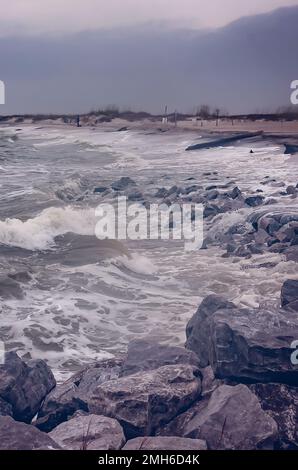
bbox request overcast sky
[2,0,298,35]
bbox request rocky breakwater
[0,279,297,450]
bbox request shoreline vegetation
[0,109,298,139]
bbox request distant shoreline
[1,115,298,146]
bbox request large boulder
[0,416,60,450]
[0,352,56,423]
[186,295,235,369]
[89,364,202,439]
[245,195,265,207]
[250,383,298,449]
[123,436,207,450]
[158,397,210,438]
[120,339,200,377]
[182,384,278,450]
[186,295,298,384]
[0,397,12,416]
[281,279,298,312]
[37,357,122,432]
[49,412,125,450]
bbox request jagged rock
[89,364,202,439]
[203,204,221,218]
[182,384,278,450]
[286,185,297,195]
[275,222,298,243]
[245,195,265,207]
[186,295,298,384]
[167,185,181,197]
[185,185,200,195]
[228,186,242,199]
[123,436,207,450]
[258,217,281,236]
[281,279,298,312]
[49,412,125,450]
[155,188,167,198]
[0,416,60,450]
[158,397,210,438]
[0,397,12,416]
[205,190,219,201]
[250,383,298,449]
[111,177,136,191]
[94,186,108,193]
[0,352,56,423]
[201,366,224,396]
[37,357,122,432]
[120,339,200,377]
[186,295,235,368]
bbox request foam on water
[0,206,97,250]
[0,124,297,377]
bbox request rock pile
[0,278,297,450]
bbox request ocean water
[0,125,297,380]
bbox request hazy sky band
[2,0,298,35]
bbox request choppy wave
[0,206,97,250]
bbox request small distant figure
[76,115,81,128]
[250,149,254,154]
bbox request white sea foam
[0,206,97,250]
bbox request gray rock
[37,357,122,432]
[286,185,297,195]
[0,396,12,416]
[203,204,222,218]
[281,279,298,312]
[94,186,108,194]
[158,397,210,438]
[245,195,265,207]
[185,185,200,195]
[275,222,298,243]
[0,352,56,423]
[186,295,298,384]
[186,295,235,368]
[182,384,278,450]
[201,366,224,397]
[111,177,136,191]
[228,186,242,199]
[206,190,219,201]
[167,185,181,197]
[120,339,200,377]
[49,412,125,450]
[123,436,207,450]
[155,188,167,198]
[89,364,202,439]
[250,383,298,449]
[0,416,60,450]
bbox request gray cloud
[0,6,297,115]
[1,0,298,34]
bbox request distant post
[216,109,220,127]
[162,105,168,125]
